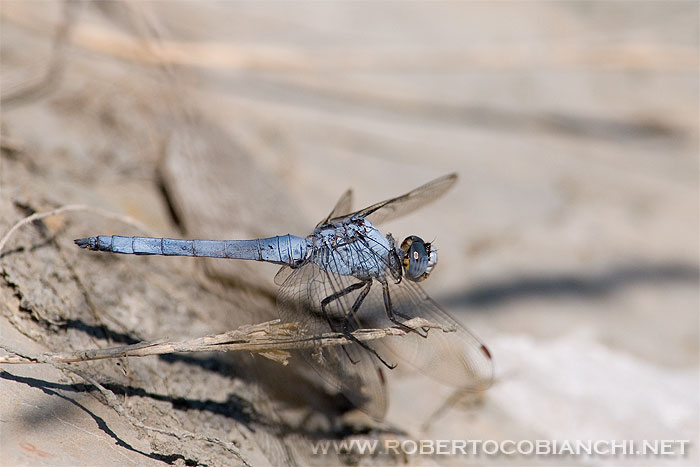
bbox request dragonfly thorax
[310,218,393,279]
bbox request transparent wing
[274,265,294,286]
[316,188,353,228]
[321,227,492,391]
[283,174,456,286]
[276,232,491,420]
[329,173,458,226]
[275,187,354,287]
[309,246,494,392]
[276,258,388,420]
[370,279,493,391]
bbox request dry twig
[0,318,450,365]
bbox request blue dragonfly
[76,173,493,419]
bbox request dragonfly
[75,173,493,419]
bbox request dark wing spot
[481,344,492,359]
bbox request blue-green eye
[401,236,437,282]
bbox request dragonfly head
[400,236,437,282]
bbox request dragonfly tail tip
[74,237,95,250]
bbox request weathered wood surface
[1,2,698,466]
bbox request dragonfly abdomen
[74,234,308,266]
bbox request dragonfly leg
[379,277,429,338]
[341,281,397,369]
[320,280,396,369]
[320,280,367,364]
[320,281,366,330]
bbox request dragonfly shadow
[59,319,141,345]
[59,319,243,377]
[55,319,369,434]
[2,367,265,430]
[104,381,257,428]
[2,364,377,448]
[443,262,699,308]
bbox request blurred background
[1,1,697,465]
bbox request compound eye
[425,247,438,277]
[401,236,430,281]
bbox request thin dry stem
[0,318,449,365]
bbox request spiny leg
[379,277,428,338]
[357,235,428,338]
[320,280,395,368]
[320,281,366,363]
[340,281,396,369]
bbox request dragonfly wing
[333,173,458,226]
[276,260,387,420]
[316,188,353,227]
[369,278,493,391]
[274,265,294,286]
[279,188,354,285]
